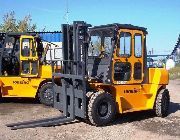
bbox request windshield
[88,29,113,58]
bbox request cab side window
[21,39,31,57]
[134,62,142,80]
[114,62,131,81]
[119,32,131,57]
[134,34,142,57]
[134,34,143,80]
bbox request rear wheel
[0,94,2,103]
[88,91,116,126]
[38,82,53,106]
[154,89,170,117]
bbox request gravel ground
[0,80,180,140]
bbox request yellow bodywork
[0,65,52,98]
[90,67,168,114]
[0,35,58,98]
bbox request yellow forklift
[0,32,60,106]
[7,21,170,129]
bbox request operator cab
[87,24,147,84]
[1,35,20,76]
[0,33,44,77]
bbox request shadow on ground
[110,101,180,137]
[169,102,180,114]
[0,97,39,104]
[0,98,41,115]
[107,101,180,127]
[112,110,155,126]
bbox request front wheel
[38,82,54,106]
[154,89,170,117]
[88,91,116,126]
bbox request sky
[0,0,180,55]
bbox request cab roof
[90,23,148,34]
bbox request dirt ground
[0,80,180,140]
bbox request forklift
[7,21,170,129]
[0,32,60,106]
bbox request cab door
[20,35,39,77]
[112,29,144,84]
[112,29,146,111]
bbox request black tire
[154,89,170,117]
[0,95,2,103]
[38,82,54,106]
[88,91,116,126]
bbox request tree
[0,11,17,32]
[177,52,180,66]
[0,11,36,32]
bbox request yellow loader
[0,32,60,106]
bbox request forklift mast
[53,21,91,119]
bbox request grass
[169,65,180,80]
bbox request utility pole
[66,0,69,24]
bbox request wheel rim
[97,101,110,118]
[43,89,53,103]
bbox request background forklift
[0,32,60,106]
[7,21,170,129]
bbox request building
[38,31,63,61]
